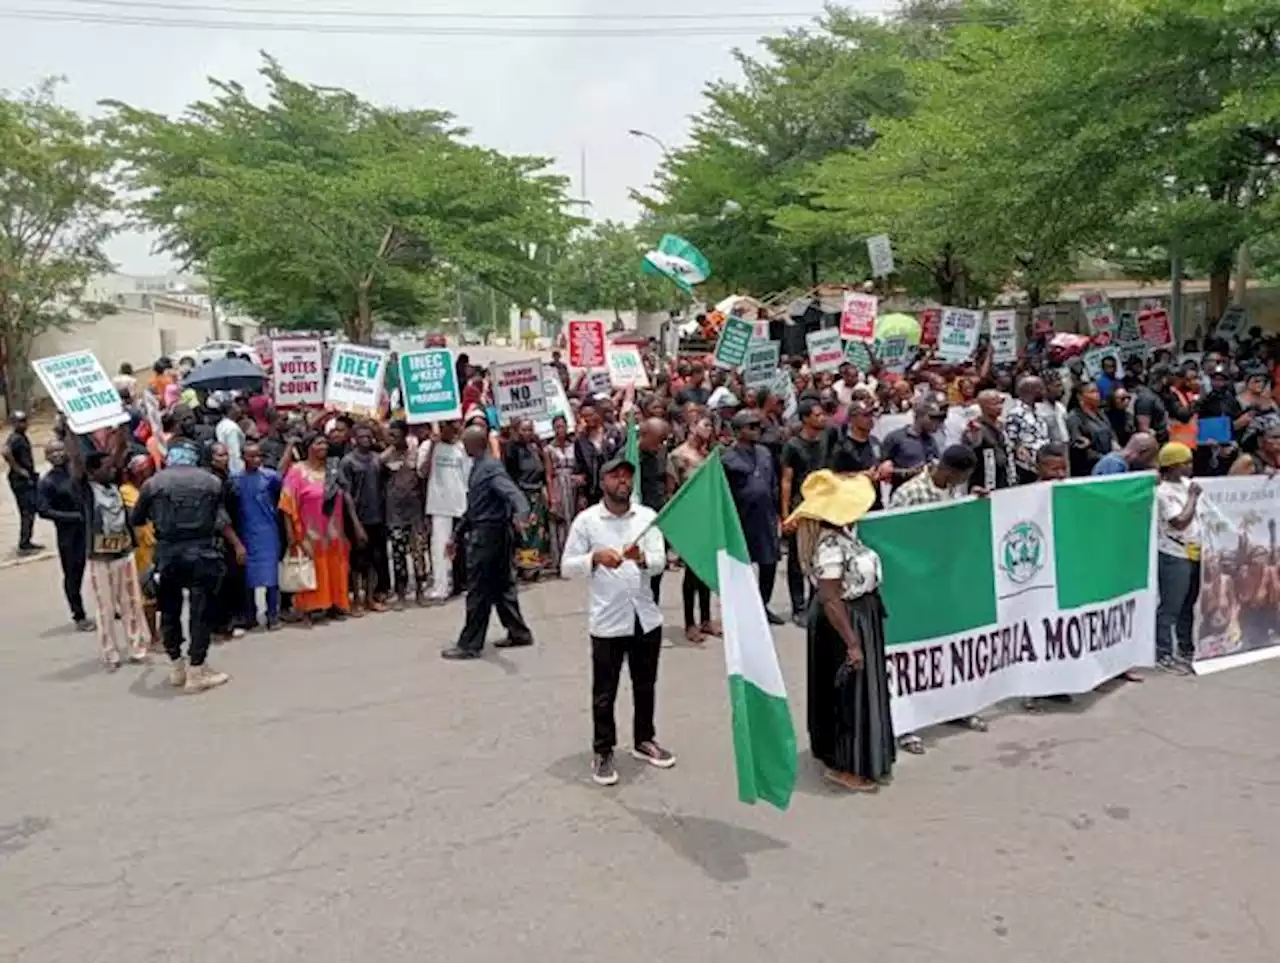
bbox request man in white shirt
[561,456,675,786]
[215,399,246,474]
[418,420,471,603]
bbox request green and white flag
[859,475,1157,734]
[654,449,796,810]
[642,234,711,294]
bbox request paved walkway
[2,560,1278,962]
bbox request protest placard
[1032,304,1057,337]
[919,308,942,346]
[1082,345,1122,379]
[771,369,798,420]
[31,350,128,434]
[713,315,755,369]
[567,319,607,368]
[493,359,548,424]
[866,235,895,277]
[743,340,781,389]
[584,369,613,395]
[936,307,982,362]
[1137,305,1173,349]
[606,346,650,388]
[1080,291,1117,342]
[1213,305,1247,343]
[325,344,389,415]
[806,328,844,373]
[1116,311,1140,344]
[839,292,878,342]
[534,371,575,440]
[398,348,460,424]
[877,334,910,372]
[1119,340,1150,365]
[987,309,1018,364]
[270,339,324,408]
[843,339,872,373]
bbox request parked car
[177,340,262,367]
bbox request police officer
[129,449,245,693]
[441,425,535,660]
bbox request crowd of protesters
[3,318,1278,796]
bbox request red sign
[840,293,878,342]
[1138,307,1173,350]
[918,308,941,346]
[567,319,606,368]
[1033,305,1056,337]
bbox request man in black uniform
[635,417,671,603]
[130,453,243,693]
[442,426,535,660]
[722,410,784,625]
[5,411,43,554]
[36,439,93,632]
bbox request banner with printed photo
[1213,305,1248,343]
[859,475,1157,734]
[1082,345,1122,380]
[839,292,878,342]
[567,319,607,368]
[1192,476,1280,675]
[936,307,982,363]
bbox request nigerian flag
[642,234,711,294]
[653,448,796,810]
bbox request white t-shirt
[1157,478,1201,559]
[420,439,471,518]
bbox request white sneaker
[183,663,229,694]
[168,657,188,688]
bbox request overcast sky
[0,0,895,273]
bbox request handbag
[279,550,317,594]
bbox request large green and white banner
[859,475,1157,734]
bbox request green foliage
[0,79,117,409]
[105,55,579,343]
[552,221,672,319]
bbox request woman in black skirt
[788,465,894,792]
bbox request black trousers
[455,524,532,653]
[758,561,778,610]
[785,532,808,616]
[592,619,662,754]
[650,571,662,606]
[55,524,87,622]
[210,546,246,633]
[157,546,224,667]
[682,567,711,627]
[11,481,36,548]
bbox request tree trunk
[348,285,374,345]
[1208,250,1233,323]
[2,329,31,415]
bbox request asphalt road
[3,559,1279,962]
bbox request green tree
[106,56,578,343]
[0,80,117,411]
[552,221,672,320]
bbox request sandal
[700,620,722,638]
[823,769,879,793]
[955,715,988,732]
[684,626,705,646]
[898,734,925,755]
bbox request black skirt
[807,590,895,780]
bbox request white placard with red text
[271,339,325,408]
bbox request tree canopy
[551,221,673,320]
[106,56,579,342]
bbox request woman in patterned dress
[545,415,578,570]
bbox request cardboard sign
[584,369,613,395]
[713,315,755,369]
[398,348,460,424]
[1082,346,1122,380]
[987,309,1018,364]
[843,339,872,373]
[919,308,942,346]
[1137,306,1173,349]
[839,292,878,342]
[31,350,128,435]
[743,340,781,389]
[1119,340,1150,365]
[606,346,650,388]
[1080,291,1117,342]
[534,371,576,440]
[493,359,548,424]
[567,319,607,368]
[1032,304,1056,337]
[270,339,324,408]
[936,307,982,363]
[325,344,389,415]
[867,234,895,277]
[877,334,910,372]
[806,328,844,373]
[1116,311,1141,344]
[1213,305,1247,342]
[771,369,798,420]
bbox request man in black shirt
[636,417,671,603]
[443,426,535,660]
[883,400,943,492]
[338,423,389,613]
[1134,364,1172,444]
[36,439,93,631]
[825,399,891,508]
[722,410,784,625]
[780,399,827,624]
[962,390,1014,491]
[131,455,242,693]
[258,409,292,470]
[5,412,42,554]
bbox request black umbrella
[181,356,267,392]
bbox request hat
[731,409,761,429]
[600,455,635,476]
[784,470,876,528]
[1157,442,1193,468]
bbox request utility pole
[1170,250,1184,348]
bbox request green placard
[713,315,755,369]
[399,349,461,424]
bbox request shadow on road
[621,804,788,883]
[127,667,182,701]
[40,659,104,683]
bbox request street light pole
[628,128,673,158]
